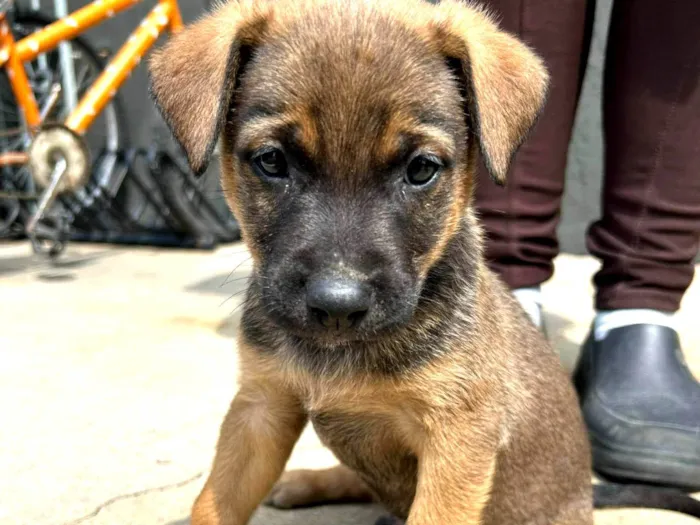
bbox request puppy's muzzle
[306,277,372,332]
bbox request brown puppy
[149,1,700,524]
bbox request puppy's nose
[306,278,371,331]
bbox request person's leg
[472,0,591,326]
[587,3,700,313]
[577,0,700,489]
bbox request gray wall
[21,0,614,254]
[50,0,213,148]
[561,0,612,254]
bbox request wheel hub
[28,125,90,193]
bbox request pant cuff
[487,261,553,291]
[595,287,682,313]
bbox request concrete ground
[1,241,698,525]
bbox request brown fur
[265,465,373,508]
[149,1,592,524]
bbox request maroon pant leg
[587,1,700,312]
[473,0,590,289]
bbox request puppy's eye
[253,149,288,178]
[405,156,441,187]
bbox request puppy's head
[150,0,547,344]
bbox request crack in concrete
[60,471,205,525]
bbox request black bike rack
[62,147,241,251]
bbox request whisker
[220,256,253,288]
[221,275,252,286]
[219,288,250,308]
[229,300,249,317]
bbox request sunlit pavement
[1,241,698,525]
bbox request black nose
[306,278,371,331]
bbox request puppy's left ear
[427,1,549,185]
[149,1,272,175]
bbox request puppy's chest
[308,408,418,516]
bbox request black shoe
[573,324,700,490]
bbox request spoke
[75,64,94,93]
[24,59,37,78]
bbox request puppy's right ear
[149,1,272,174]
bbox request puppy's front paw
[265,469,325,509]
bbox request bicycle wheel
[0,11,128,236]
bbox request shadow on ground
[0,247,110,278]
[168,503,384,525]
[544,310,586,373]
[185,270,251,339]
[185,270,251,297]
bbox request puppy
[149,1,700,523]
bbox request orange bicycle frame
[0,0,183,135]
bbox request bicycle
[0,0,235,255]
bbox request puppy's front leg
[407,412,500,525]
[192,380,307,525]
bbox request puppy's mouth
[294,328,380,346]
[264,306,407,345]
[257,281,420,345]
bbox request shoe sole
[590,435,700,492]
